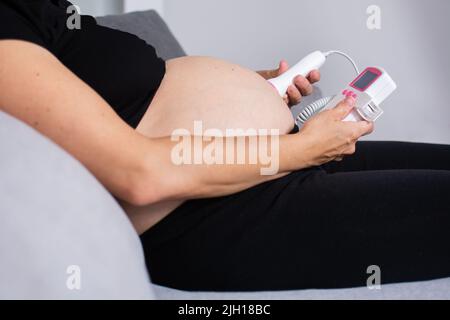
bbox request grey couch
[0,10,449,300]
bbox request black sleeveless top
[0,0,166,128]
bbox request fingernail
[345,96,356,107]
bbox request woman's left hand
[258,60,321,107]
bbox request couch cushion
[96,10,186,60]
[0,111,153,299]
[154,277,450,300]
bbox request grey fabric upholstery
[0,112,153,299]
[96,10,186,60]
[154,278,450,300]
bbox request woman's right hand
[298,96,374,166]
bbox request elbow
[120,163,176,207]
[128,173,197,207]
[117,147,196,206]
[123,186,156,207]
[123,177,163,207]
[124,170,211,205]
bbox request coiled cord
[295,50,360,126]
[296,96,335,125]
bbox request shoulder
[0,0,79,51]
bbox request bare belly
[122,56,295,234]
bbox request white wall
[164,0,450,144]
[70,0,163,16]
[70,0,123,16]
[124,0,164,16]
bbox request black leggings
[140,141,450,291]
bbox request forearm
[132,133,314,205]
[0,40,318,208]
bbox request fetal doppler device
[267,51,397,124]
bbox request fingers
[277,64,320,106]
[307,70,321,84]
[277,60,289,76]
[360,121,375,137]
[354,120,374,137]
[293,75,313,97]
[286,85,302,105]
[285,75,314,106]
[336,122,371,160]
[260,60,289,80]
[329,98,375,139]
[331,97,356,120]
[339,122,374,151]
[331,97,375,137]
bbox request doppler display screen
[353,70,379,90]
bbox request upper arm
[0,40,153,203]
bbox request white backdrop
[124,0,164,16]
[70,0,123,16]
[69,0,163,16]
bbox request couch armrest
[0,111,153,299]
[96,10,186,60]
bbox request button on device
[358,101,384,122]
[367,101,377,113]
[345,90,357,99]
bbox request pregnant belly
[136,56,295,137]
[126,56,295,234]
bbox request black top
[0,0,166,128]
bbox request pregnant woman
[1,0,449,291]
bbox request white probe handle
[267,51,327,96]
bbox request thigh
[324,141,450,173]
[141,168,450,291]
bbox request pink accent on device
[350,67,382,92]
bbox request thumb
[278,60,289,76]
[331,97,356,120]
